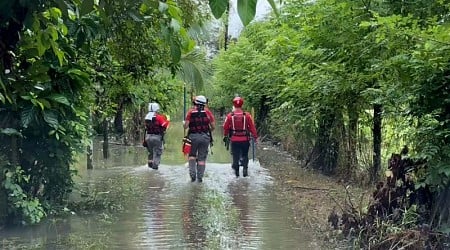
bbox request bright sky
[227,0,273,38]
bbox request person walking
[144,102,170,170]
[223,96,257,177]
[183,95,215,182]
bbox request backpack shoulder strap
[231,111,247,132]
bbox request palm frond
[178,49,212,91]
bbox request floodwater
[0,122,319,250]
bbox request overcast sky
[227,0,273,37]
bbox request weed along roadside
[256,141,450,249]
[256,142,366,248]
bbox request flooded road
[0,123,319,249]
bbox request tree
[0,0,212,225]
[209,0,279,26]
[211,0,450,234]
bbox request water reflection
[0,126,322,249]
[229,180,254,237]
[132,171,170,249]
[181,185,206,248]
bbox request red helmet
[232,97,244,108]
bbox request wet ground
[0,123,341,250]
[257,144,367,249]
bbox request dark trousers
[231,141,250,170]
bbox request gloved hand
[223,136,230,150]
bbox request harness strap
[231,112,248,135]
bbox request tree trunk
[87,114,94,169]
[102,118,109,159]
[114,99,124,135]
[0,111,20,225]
[371,104,382,183]
[132,110,141,142]
[0,154,7,225]
[87,143,93,169]
[431,184,450,229]
[224,2,230,51]
[311,110,339,174]
[347,106,358,175]
[256,95,270,135]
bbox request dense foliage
[210,0,450,245]
[1,0,447,247]
[0,0,210,225]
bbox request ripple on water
[0,157,319,249]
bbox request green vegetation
[0,0,210,225]
[1,0,449,247]
[210,0,450,247]
[69,173,147,214]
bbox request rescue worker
[144,102,170,170]
[223,96,258,177]
[183,95,215,182]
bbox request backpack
[145,114,164,135]
[230,112,249,137]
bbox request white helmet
[148,102,160,112]
[194,95,207,106]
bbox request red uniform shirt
[223,108,257,142]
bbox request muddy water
[0,123,320,249]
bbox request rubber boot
[148,154,153,168]
[233,166,239,177]
[243,167,248,177]
[197,164,205,183]
[189,159,196,182]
